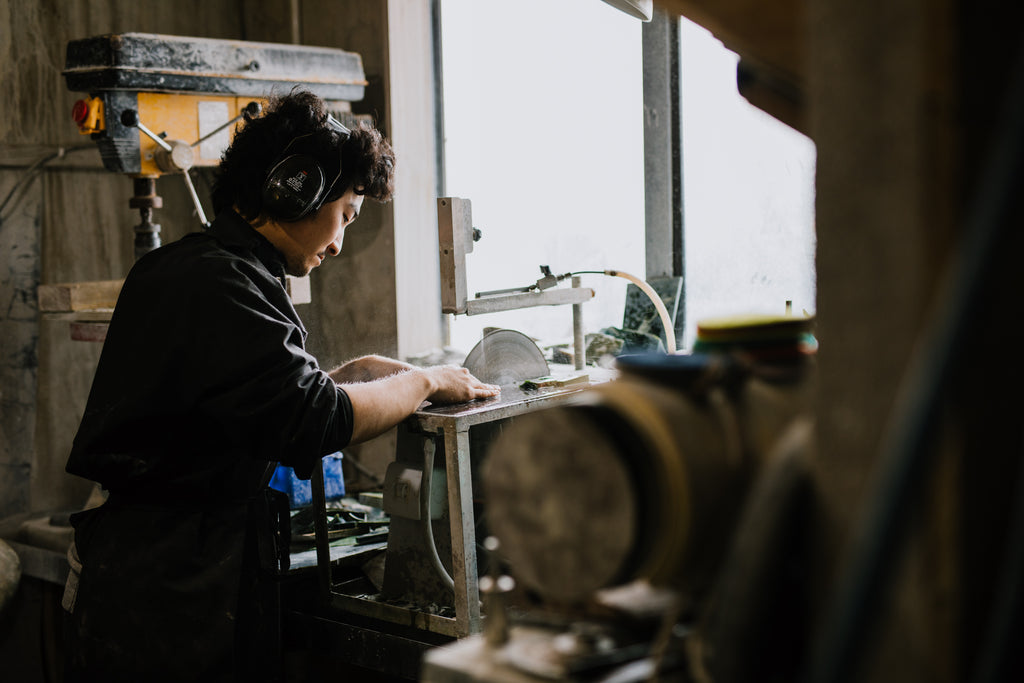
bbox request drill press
[62,32,368,260]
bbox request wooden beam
[658,0,806,133]
[37,280,123,312]
[658,0,803,82]
[69,322,109,343]
[38,275,311,313]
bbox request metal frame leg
[311,458,331,600]
[442,424,481,635]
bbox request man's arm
[328,355,414,384]
[339,365,499,445]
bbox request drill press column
[128,177,162,260]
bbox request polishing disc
[463,329,549,386]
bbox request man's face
[277,189,364,276]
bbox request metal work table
[311,368,614,639]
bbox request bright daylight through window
[678,18,817,348]
[439,1,815,355]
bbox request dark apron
[65,488,290,683]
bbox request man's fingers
[474,383,500,397]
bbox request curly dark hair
[211,89,396,221]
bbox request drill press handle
[120,109,210,227]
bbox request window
[438,4,815,355]
[439,0,645,354]
[678,17,816,348]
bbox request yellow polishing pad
[696,313,815,344]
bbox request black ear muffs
[261,116,351,222]
[261,153,327,222]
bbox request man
[63,90,498,682]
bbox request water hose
[422,437,456,593]
[572,269,678,354]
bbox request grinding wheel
[463,329,549,386]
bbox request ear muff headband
[261,116,352,222]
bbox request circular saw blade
[463,329,549,387]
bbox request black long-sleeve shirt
[68,209,354,497]
[64,209,354,681]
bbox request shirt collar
[207,210,288,279]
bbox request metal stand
[572,275,586,369]
[310,380,602,637]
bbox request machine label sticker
[197,101,232,161]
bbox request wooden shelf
[38,280,122,313]
[37,274,311,343]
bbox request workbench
[308,368,614,640]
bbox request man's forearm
[328,355,414,384]
[337,364,500,445]
[340,368,435,444]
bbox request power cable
[0,145,94,225]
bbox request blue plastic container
[268,452,346,508]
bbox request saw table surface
[411,365,617,428]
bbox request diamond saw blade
[463,329,549,387]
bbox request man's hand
[423,365,500,404]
